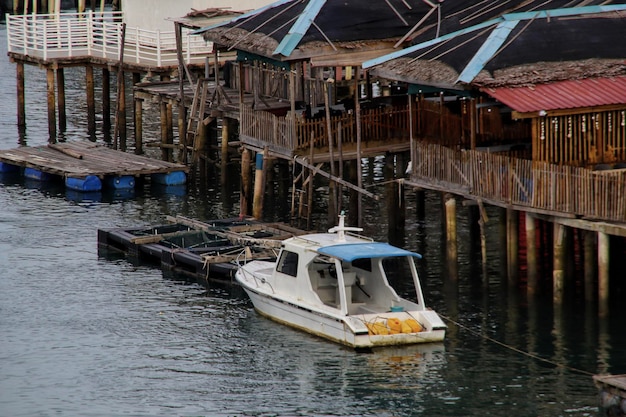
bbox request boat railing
[6,11,210,67]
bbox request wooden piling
[221,118,230,164]
[160,100,169,161]
[16,61,25,129]
[553,223,566,304]
[252,150,267,220]
[118,71,127,151]
[444,193,458,279]
[134,98,143,155]
[86,65,95,136]
[506,208,519,286]
[102,68,111,132]
[583,230,596,303]
[241,149,252,217]
[525,212,538,295]
[46,67,57,142]
[598,231,610,317]
[166,101,174,159]
[56,68,66,133]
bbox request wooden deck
[0,141,188,179]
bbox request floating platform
[98,216,308,283]
[0,141,189,191]
[594,374,626,416]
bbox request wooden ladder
[185,78,210,166]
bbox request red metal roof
[481,76,626,114]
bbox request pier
[0,141,188,190]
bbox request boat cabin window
[276,250,298,277]
[351,258,372,272]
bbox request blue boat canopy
[317,243,422,261]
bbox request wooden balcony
[409,142,626,223]
[6,11,209,69]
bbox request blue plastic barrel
[105,175,135,189]
[65,175,102,192]
[24,167,54,181]
[151,171,186,186]
[0,162,19,173]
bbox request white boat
[235,214,446,349]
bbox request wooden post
[525,212,538,295]
[166,101,174,159]
[118,71,127,151]
[86,65,95,136]
[16,61,25,129]
[160,100,168,161]
[56,67,66,133]
[506,208,519,286]
[221,118,230,165]
[444,193,458,279]
[175,22,187,162]
[252,149,268,219]
[553,223,566,304]
[583,230,596,303]
[102,68,111,132]
[598,231,610,317]
[241,149,252,217]
[134,98,143,154]
[323,80,337,225]
[354,69,363,227]
[46,67,57,143]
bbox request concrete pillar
[525,213,538,295]
[598,232,610,317]
[56,67,66,133]
[46,67,57,142]
[16,61,25,129]
[86,65,95,136]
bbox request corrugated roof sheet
[481,77,626,114]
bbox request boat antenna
[328,211,363,242]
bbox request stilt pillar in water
[252,150,267,219]
[444,193,458,279]
[553,223,567,304]
[525,213,538,295]
[46,67,57,142]
[160,100,169,161]
[583,230,596,303]
[16,61,26,129]
[118,71,127,151]
[506,208,519,286]
[134,98,143,155]
[57,67,66,133]
[86,65,95,136]
[221,118,230,164]
[240,149,252,217]
[598,232,610,317]
[102,68,111,133]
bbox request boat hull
[239,282,445,349]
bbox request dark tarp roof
[364,5,626,89]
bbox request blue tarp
[317,243,422,261]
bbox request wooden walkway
[0,141,188,186]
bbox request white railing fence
[7,11,210,67]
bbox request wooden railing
[6,11,209,67]
[411,142,626,222]
[239,105,296,153]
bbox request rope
[439,313,595,377]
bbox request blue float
[65,175,102,192]
[151,171,186,186]
[105,175,135,189]
[24,167,54,181]
[0,162,19,173]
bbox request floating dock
[594,374,626,416]
[0,141,188,191]
[98,216,307,283]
